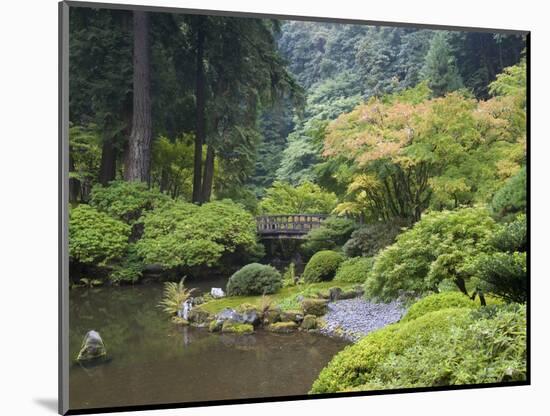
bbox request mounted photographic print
[59,1,530,414]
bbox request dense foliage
[342,220,406,258]
[472,214,527,303]
[226,263,282,296]
[311,304,526,393]
[90,181,170,223]
[302,217,357,255]
[334,257,374,284]
[136,200,258,269]
[490,168,527,219]
[401,292,477,322]
[258,181,337,214]
[69,205,130,266]
[364,207,497,301]
[325,82,525,223]
[302,250,344,283]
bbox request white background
[1,0,548,415]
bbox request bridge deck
[256,214,328,239]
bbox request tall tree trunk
[192,17,206,203]
[200,144,215,202]
[99,136,117,185]
[124,11,152,183]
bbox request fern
[158,278,196,316]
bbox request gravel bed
[319,297,406,342]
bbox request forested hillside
[255,21,525,193]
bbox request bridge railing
[256,214,328,236]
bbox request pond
[69,283,349,410]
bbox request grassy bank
[198,282,356,314]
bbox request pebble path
[319,297,405,342]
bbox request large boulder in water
[77,330,107,362]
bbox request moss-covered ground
[198,281,356,314]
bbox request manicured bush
[401,292,477,322]
[226,263,282,296]
[365,207,496,302]
[343,220,406,258]
[302,217,357,255]
[311,305,526,393]
[90,181,170,223]
[334,257,374,284]
[490,168,526,219]
[302,250,344,283]
[136,199,257,269]
[69,205,130,265]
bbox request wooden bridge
[256,214,328,239]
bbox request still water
[69,283,348,410]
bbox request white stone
[211,287,226,298]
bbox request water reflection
[69,284,348,410]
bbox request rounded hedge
[226,263,282,296]
[311,305,526,393]
[401,292,477,322]
[334,257,374,284]
[69,205,131,265]
[302,250,344,283]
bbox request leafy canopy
[365,207,497,301]
[259,181,337,214]
[136,199,257,269]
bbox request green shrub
[401,292,477,322]
[136,199,257,269]
[90,181,170,223]
[302,217,357,255]
[69,205,130,265]
[226,263,282,296]
[365,207,496,302]
[334,257,374,284]
[490,168,526,219]
[343,220,406,258]
[302,250,344,283]
[474,252,527,303]
[108,245,143,284]
[490,214,527,253]
[471,214,527,303]
[311,305,526,393]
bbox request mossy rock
[171,316,189,326]
[76,330,107,363]
[300,314,318,330]
[236,303,262,326]
[221,321,254,335]
[209,319,223,332]
[280,310,304,323]
[266,321,298,333]
[187,309,212,326]
[263,308,281,325]
[302,298,328,316]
